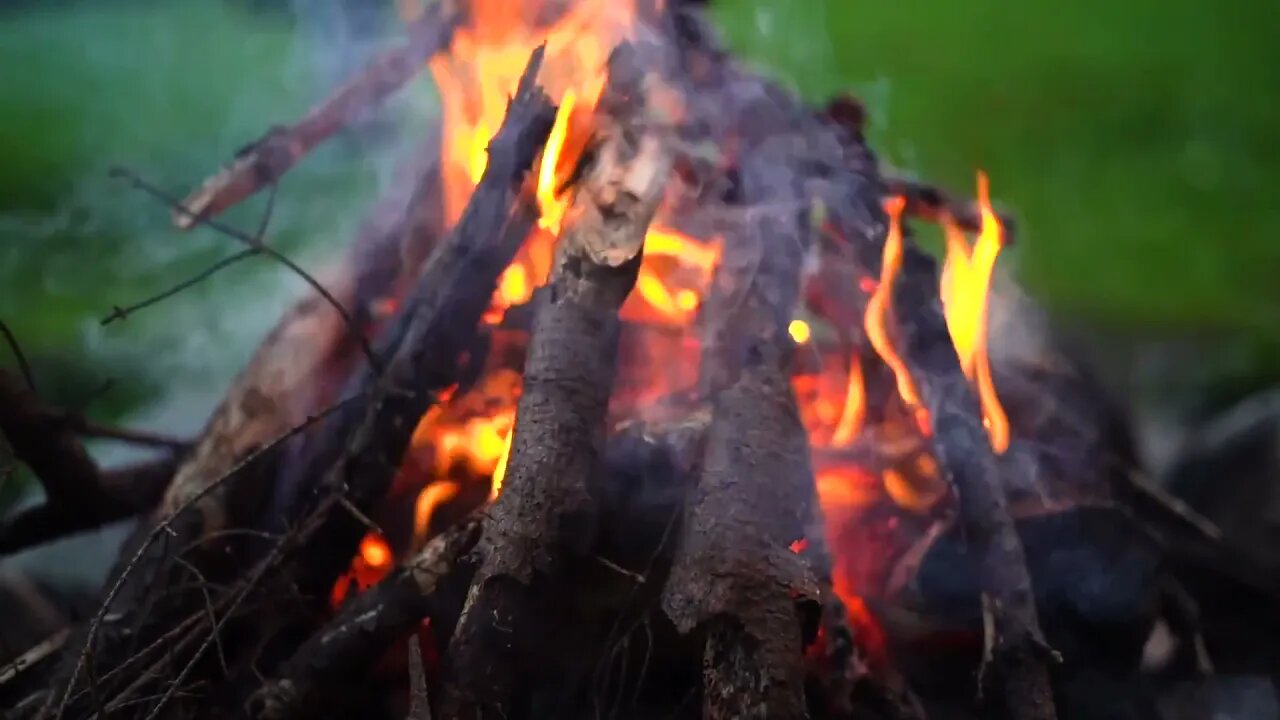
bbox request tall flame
[941,172,1010,453]
[864,196,928,434]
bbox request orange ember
[941,172,1010,453]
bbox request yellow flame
[940,172,1010,453]
[865,196,922,410]
[830,354,866,446]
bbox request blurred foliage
[1,0,1279,442]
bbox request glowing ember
[941,172,1010,453]
[788,319,812,344]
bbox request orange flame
[941,172,1010,453]
[865,196,927,430]
[830,354,866,447]
[414,481,462,542]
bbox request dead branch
[174,0,461,228]
[0,458,178,556]
[888,226,1059,718]
[444,43,672,717]
[102,249,259,326]
[0,319,36,392]
[0,369,111,511]
[253,517,481,720]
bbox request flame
[830,354,866,446]
[864,197,923,415]
[941,172,1010,453]
[415,481,462,541]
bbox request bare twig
[108,167,381,374]
[51,393,362,720]
[102,249,259,326]
[0,319,35,392]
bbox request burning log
[174,1,462,228]
[444,43,673,716]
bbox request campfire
[3,1,1277,719]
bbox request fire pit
[2,1,1276,719]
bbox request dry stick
[102,248,259,326]
[884,224,1059,718]
[444,44,671,717]
[47,395,361,720]
[174,0,461,228]
[48,130,446,720]
[253,517,482,720]
[407,634,433,720]
[0,319,36,392]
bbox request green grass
[713,0,1280,340]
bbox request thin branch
[52,393,363,720]
[73,421,192,452]
[102,249,259,326]
[0,318,36,392]
[107,167,382,374]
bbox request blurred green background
[2,0,1278,484]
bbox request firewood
[443,43,673,718]
[174,0,462,229]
